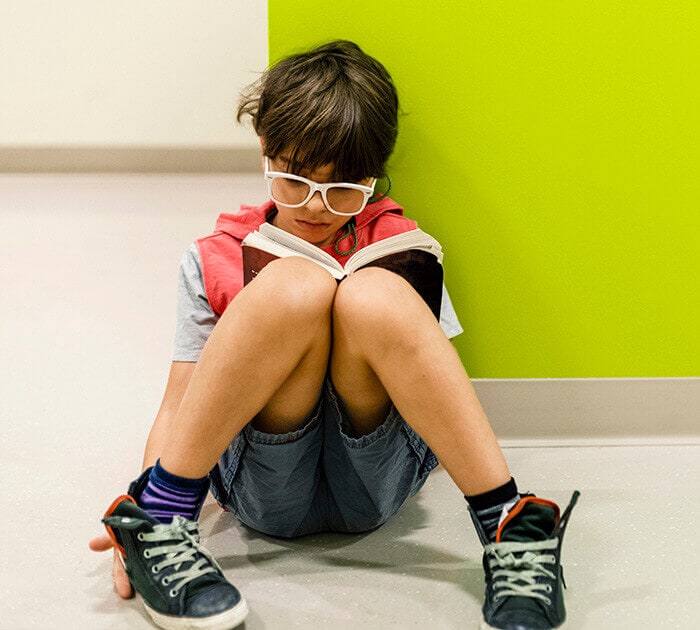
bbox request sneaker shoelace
[110,514,223,598]
[485,538,558,605]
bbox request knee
[253,257,338,320]
[334,268,413,334]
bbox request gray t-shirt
[173,243,463,362]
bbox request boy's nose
[304,191,328,214]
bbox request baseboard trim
[499,436,700,448]
[471,377,699,443]
[0,146,261,173]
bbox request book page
[345,229,443,273]
[242,230,345,279]
[257,222,344,273]
[242,224,445,316]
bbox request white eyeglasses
[264,157,377,216]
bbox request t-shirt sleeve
[439,285,464,339]
[173,243,219,362]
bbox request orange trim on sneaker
[495,496,560,543]
[102,494,137,556]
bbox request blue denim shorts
[209,380,438,538]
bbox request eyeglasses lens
[270,176,365,214]
[270,177,310,206]
[326,187,365,214]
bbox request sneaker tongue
[115,499,160,527]
[500,502,557,543]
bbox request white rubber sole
[145,597,249,630]
[480,617,567,629]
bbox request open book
[242,222,445,319]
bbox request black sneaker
[102,495,248,630]
[469,491,580,630]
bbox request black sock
[465,478,520,542]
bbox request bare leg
[331,267,510,496]
[159,257,337,478]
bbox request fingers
[89,533,134,599]
[88,533,114,552]
[112,550,134,599]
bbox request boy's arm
[141,360,197,470]
[147,244,212,467]
[89,360,196,600]
[91,247,205,597]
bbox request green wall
[269,1,699,377]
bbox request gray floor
[3,447,699,629]
[1,175,698,629]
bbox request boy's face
[265,154,372,248]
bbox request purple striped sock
[138,459,210,524]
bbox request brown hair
[237,40,399,182]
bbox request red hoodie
[196,197,418,316]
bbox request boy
[90,40,578,630]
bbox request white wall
[0,173,267,483]
[0,1,267,149]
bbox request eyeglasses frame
[264,157,377,217]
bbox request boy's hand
[89,533,133,599]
